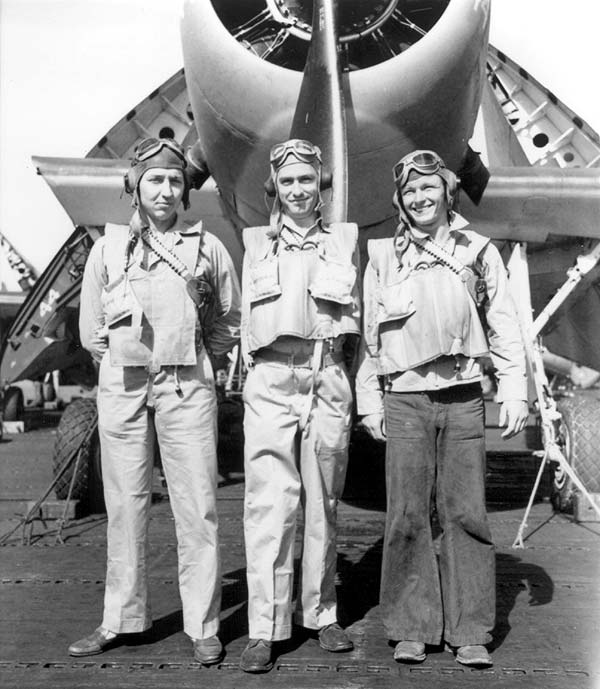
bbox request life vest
[368,229,490,374]
[243,223,361,354]
[101,222,201,369]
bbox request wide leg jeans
[381,384,495,646]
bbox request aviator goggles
[393,150,446,188]
[270,139,322,169]
[134,137,187,165]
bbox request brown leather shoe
[455,645,493,667]
[240,638,273,673]
[193,635,224,665]
[393,640,426,663]
[318,623,354,652]
[68,628,118,657]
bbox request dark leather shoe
[318,623,354,652]
[68,628,118,657]
[455,645,493,667]
[193,635,223,665]
[240,638,273,673]
[393,640,426,663]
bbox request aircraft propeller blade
[290,0,347,223]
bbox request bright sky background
[0,0,599,275]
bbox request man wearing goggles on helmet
[71,137,241,665]
[357,150,528,668]
[239,139,360,673]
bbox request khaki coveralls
[241,221,361,641]
[79,217,241,640]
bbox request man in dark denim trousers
[356,150,528,668]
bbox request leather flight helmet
[263,139,332,197]
[392,149,459,214]
[124,137,190,210]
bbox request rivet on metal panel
[43,662,67,669]
[15,662,41,669]
[130,662,154,670]
[502,668,527,675]
[100,663,124,669]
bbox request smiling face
[138,167,185,230]
[275,161,320,223]
[400,172,448,233]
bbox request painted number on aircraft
[39,289,60,318]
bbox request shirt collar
[409,212,469,241]
[170,217,203,244]
[281,216,328,237]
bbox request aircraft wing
[32,157,132,226]
[461,166,600,243]
[33,156,243,273]
[459,165,600,373]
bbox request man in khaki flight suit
[70,137,241,664]
[240,139,360,673]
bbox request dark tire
[52,398,105,514]
[3,386,24,421]
[551,394,600,513]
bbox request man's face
[400,172,448,232]
[138,167,185,227]
[276,162,319,221]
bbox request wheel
[3,386,24,421]
[52,398,105,513]
[551,393,600,513]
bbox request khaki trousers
[243,360,352,640]
[97,348,220,639]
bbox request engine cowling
[181,0,490,233]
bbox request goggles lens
[393,151,445,185]
[270,139,322,168]
[134,138,186,164]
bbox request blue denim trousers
[381,384,495,646]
